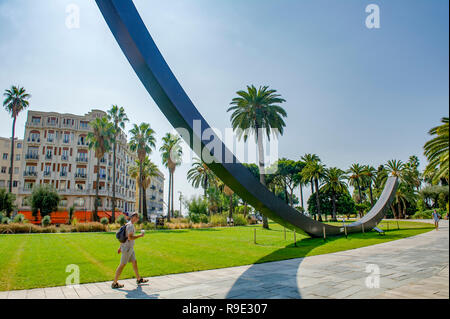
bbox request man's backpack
[116,224,128,243]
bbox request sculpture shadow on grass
[225,235,324,299]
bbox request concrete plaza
[1,220,448,299]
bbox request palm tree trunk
[142,185,147,221]
[397,201,401,220]
[111,140,117,223]
[256,129,269,229]
[171,170,175,218]
[369,183,374,207]
[331,191,337,221]
[299,183,304,209]
[314,178,323,222]
[310,179,315,219]
[94,157,100,222]
[228,195,233,220]
[7,116,16,217]
[167,172,171,222]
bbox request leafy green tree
[107,105,129,223]
[228,85,287,229]
[362,165,377,207]
[322,167,348,221]
[30,185,60,220]
[187,158,213,199]
[424,117,449,184]
[0,189,16,217]
[347,163,365,206]
[129,123,156,221]
[160,133,183,221]
[3,86,31,194]
[302,157,325,221]
[307,187,356,220]
[277,159,304,207]
[87,116,115,222]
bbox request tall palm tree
[129,157,159,219]
[300,154,321,219]
[363,165,377,207]
[385,159,405,179]
[160,133,183,222]
[107,105,129,222]
[129,123,156,221]
[87,116,115,222]
[347,163,365,204]
[227,85,287,229]
[3,86,31,195]
[322,167,347,221]
[424,117,449,184]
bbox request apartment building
[17,110,138,214]
[0,137,24,206]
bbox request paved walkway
[1,220,448,299]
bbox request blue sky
[0,0,448,212]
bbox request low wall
[18,210,126,224]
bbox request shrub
[412,209,445,219]
[13,214,25,223]
[233,214,248,226]
[117,214,127,226]
[71,217,78,226]
[30,184,60,220]
[41,215,52,227]
[72,222,107,233]
[1,216,11,224]
[0,189,16,217]
[100,217,109,225]
[188,213,208,224]
[209,214,227,227]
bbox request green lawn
[0,220,434,291]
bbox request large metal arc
[95,0,399,237]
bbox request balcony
[28,120,41,127]
[27,137,41,143]
[46,138,55,143]
[25,153,39,161]
[60,171,68,177]
[76,157,88,163]
[62,138,70,144]
[75,173,87,179]
[61,155,69,161]
[77,141,88,148]
[43,171,51,177]
[23,171,37,178]
[45,154,53,160]
[99,174,106,180]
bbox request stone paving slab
[3,220,448,299]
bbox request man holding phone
[112,212,148,289]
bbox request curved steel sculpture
[95,0,399,237]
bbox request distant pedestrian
[432,209,440,230]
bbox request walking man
[112,212,148,288]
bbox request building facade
[0,137,24,206]
[17,110,138,214]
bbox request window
[80,121,88,129]
[47,132,55,142]
[24,182,34,190]
[1,167,6,173]
[14,167,19,174]
[29,132,40,142]
[74,197,85,207]
[31,117,41,125]
[12,181,18,188]
[2,153,7,160]
[63,132,70,143]
[0,180,4,188]
[17,143,22,149]
[16,154,20,161]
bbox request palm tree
[187,157,213,199]
[87,116,115,222]
[160,133,183,222]
[107,105,129,223]
[227,85,287,229]
[385,159,405,179]
[129,123,156,221]
[347,163,365,204]
[322,167,347,221]
[363,165,377,207]
[129,157,159,219]
[3,86,31,195]
[300,154,321,219]
[424,117,449,184]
